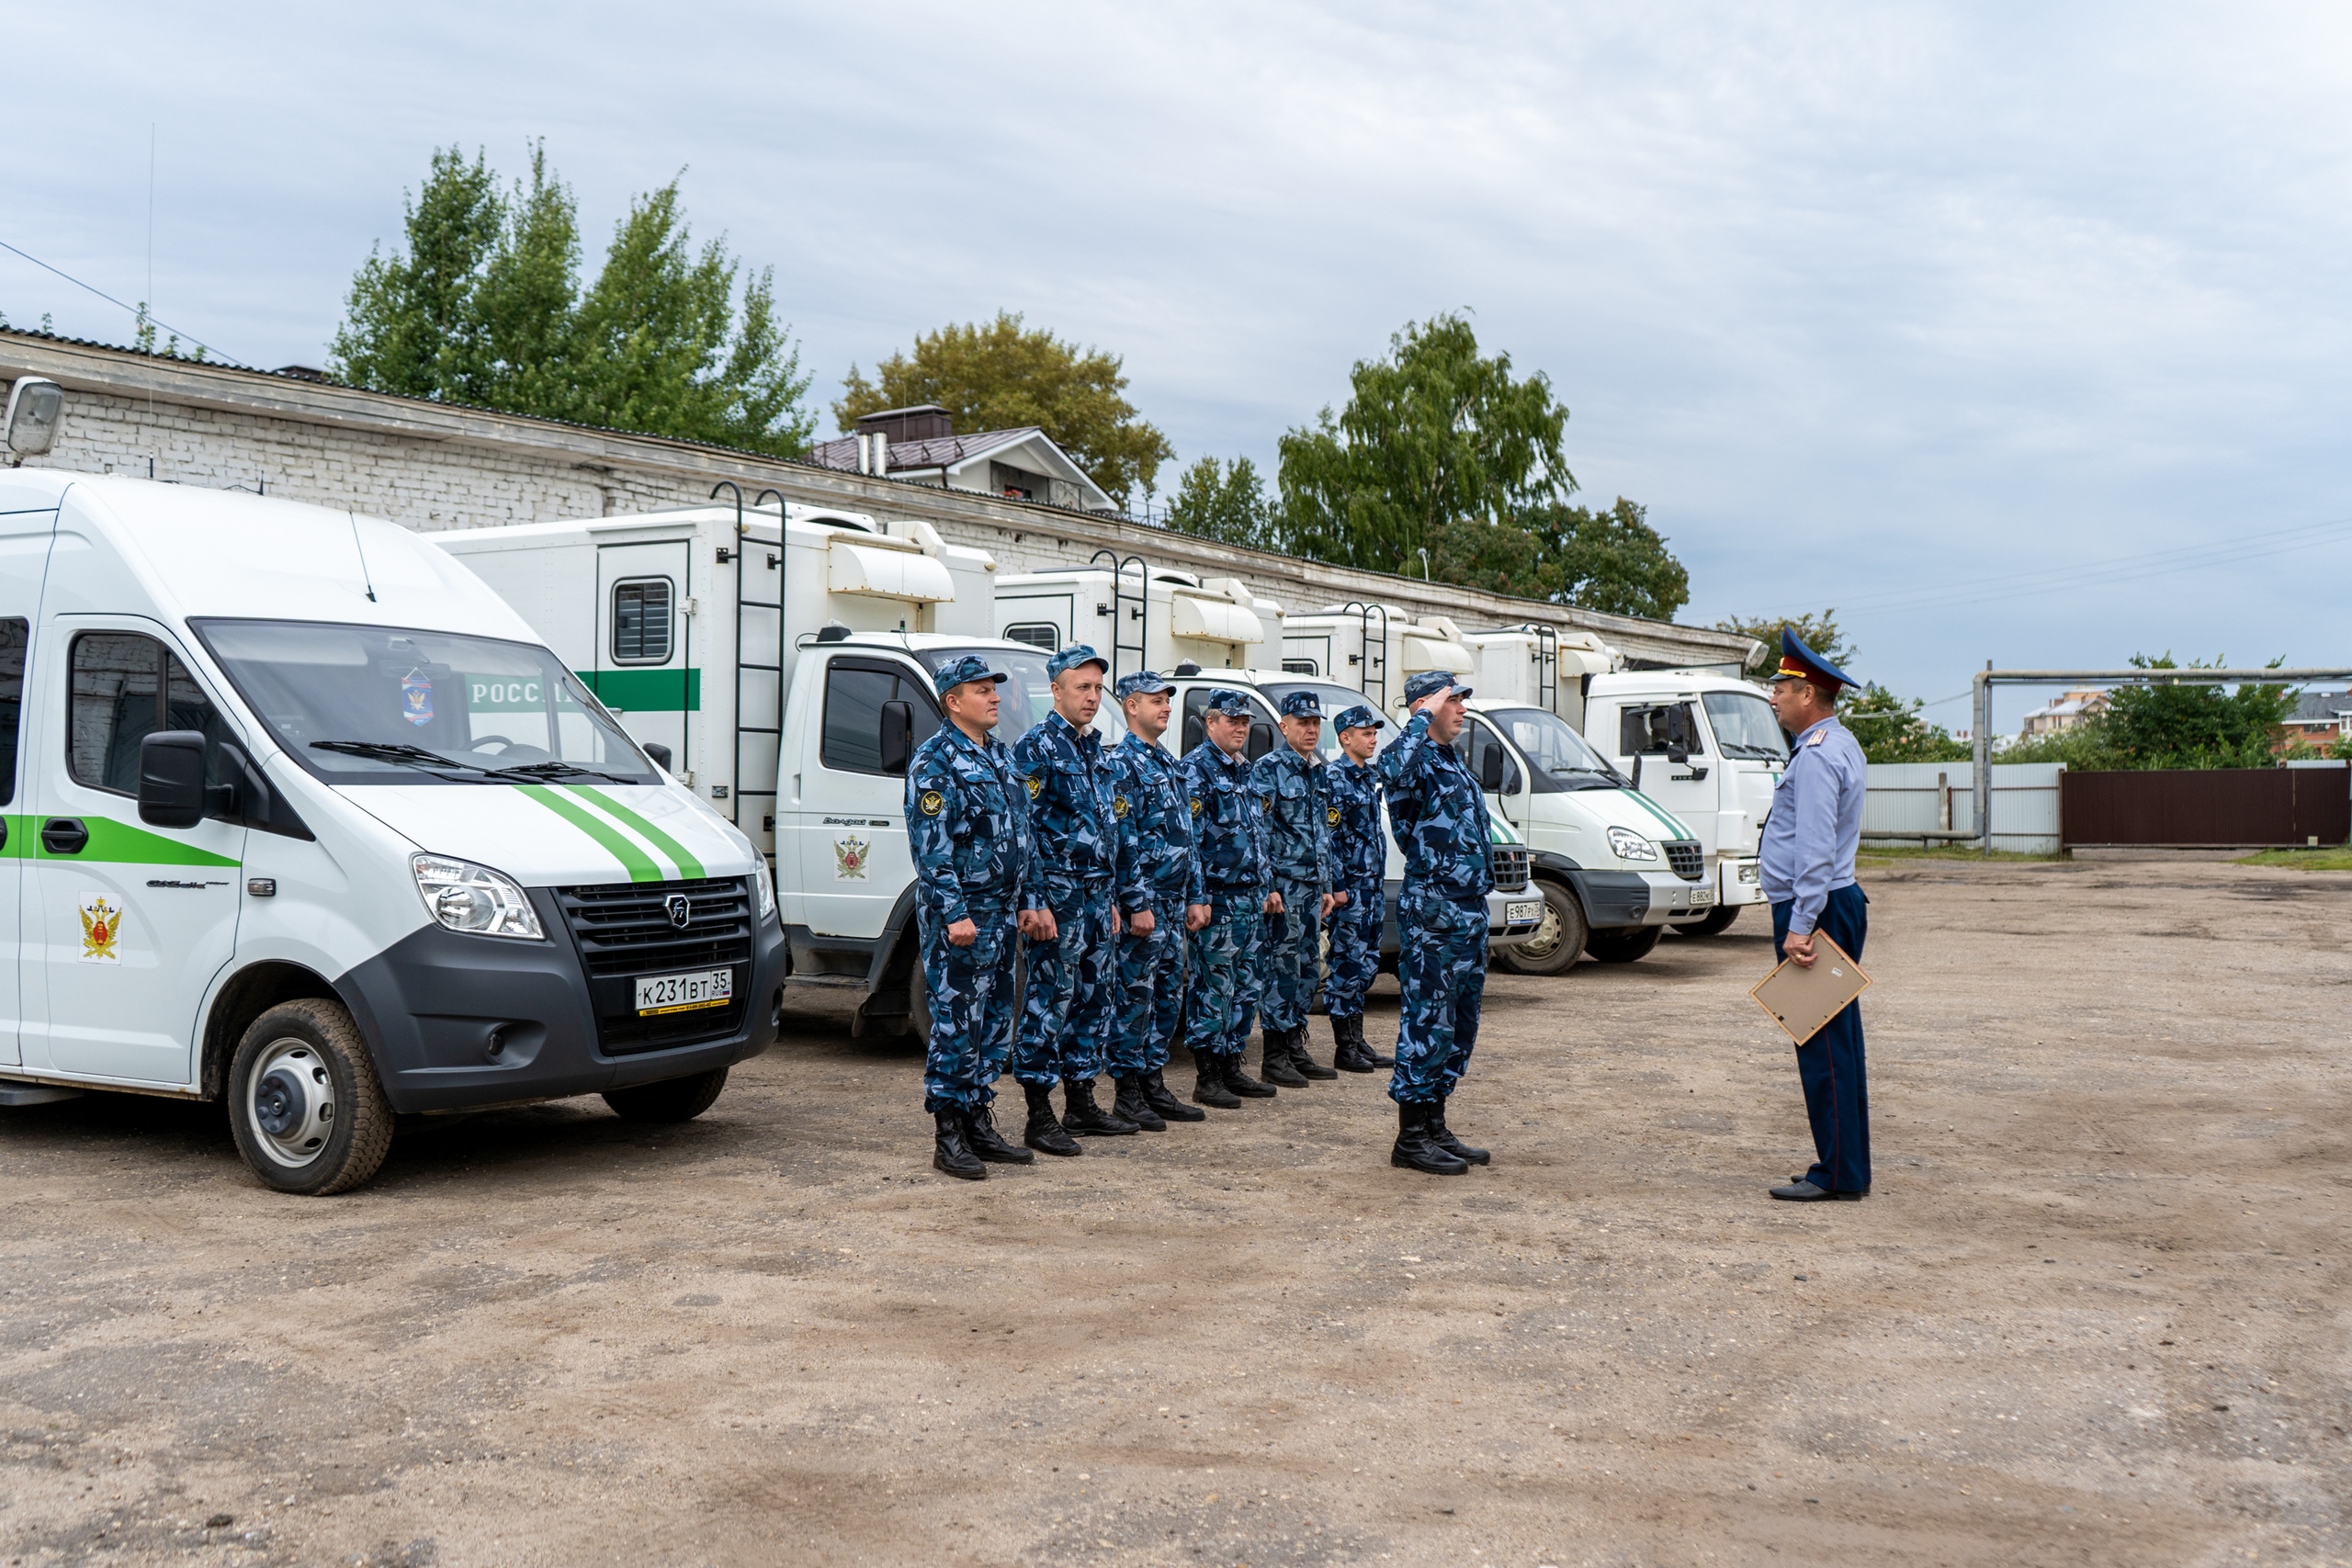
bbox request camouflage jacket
[1180,739,1270,904]
[1251,744,1333,892]
[1377,709,1496,900]
[1323,755,1385,890]
[1012,709,1118,906]
[1108,732,1200,910]
[905,722,1033,923]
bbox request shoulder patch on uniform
[1326,805,1341,826]
[1261,795,1272,814]
[1113,794,1129,818]
[1025,774,1045,798]
[1189,795,1203,816]
[1806,730,1826,747]
[919,789,944,817]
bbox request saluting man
[1378,671,1497,1176]
[1321,704,1393,1074]
[1011,644,1132,1154]
[1106,671,1208,1131]
[905,655,1035,1181]
[1181,689,1279,1108]
[1252,690,1341,1087]
[1758,629,1872,1201]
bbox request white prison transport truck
[0,473,785,1194]
[993,559,1284,673]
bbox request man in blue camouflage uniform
[1321,704,1393,1075]
[1181,688,1280,1108]
[905,654,1035,1180]
[1252,690,1340,1087]
[1107,670,1209,1132]
[1759,629,1872,1202]
[1011,644,1134,1153]
[1379,670,1497,1176]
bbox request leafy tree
[1277,313,1573,574]
[2095,654,2294,769]
[1844,682,1972,763]
[1713,610,1856,677]
[835,311,1173,508]
[1533,498,1690,619]
[1163,455,1280,548]
[331,145,813,457]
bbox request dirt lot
[1,854,2346,1568]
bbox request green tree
[1843,682,1972,763]
[1163,455,1280,548]
[1713,610,1856,676]
[331,145,813,457]
[835,311,1173,508]
[1535,498,1690,619]
[1277,313,1573,574]
[2095,654,2294,769]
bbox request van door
[1453,714,1526,829]
[27,623,246,1085]
[790,653,936,939]
[1609,698,1714,845]
[592,540,694,778]
[0,614,31,1068]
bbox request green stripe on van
[565,785,705,880]
[3,813,241,867]
[514,784,663,883]
[1620,789,1695,841]
[574,668,701,713]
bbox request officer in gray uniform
[1321,703,1392,1073]
[904,654,1035,1180]
[1758,629,1872,1201]
[1379,670,1496,1176]
[1251,689,1340,1086]
[1106,670,1207,1130]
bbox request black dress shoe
[1142,1067,1205,1122]
[933,1111,985,1181]
[1023,1081,1081,1156]
[1769,1179,1860,1201]
[1061,1077,1137,1135]
[965,1103,1034,1164]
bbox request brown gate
[2060,767,2352,848]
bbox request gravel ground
[1,854,2346,1567]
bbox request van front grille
[1663,840,1705,881]
[557,877,754,1055]
[1489,845,1531,892]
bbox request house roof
[2286,690,2352,723]
[804,423,1117,512]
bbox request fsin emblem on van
[833,836,870,881]
[78,893,124,964]
[664,894,691,929]
[401,671,435,727]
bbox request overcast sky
[10,2,2348,723]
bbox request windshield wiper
[479,760,638,785]
[310,739,487,774]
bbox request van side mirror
[1667,743,1689,766]
[1245,721,1274,761]
[139,731,209,829]
[1478,744,1505,793]
[643,742,673,772]
[878,700,914,775]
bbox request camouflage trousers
[1012,877,1118,1086]
[919,902,1020,1114]
[1389,886,1487,1105]
[1114,892,1187,1077]
[1185,900,1264,1060]
[1323,881,1385,1021]
[1258,875,1324,1032]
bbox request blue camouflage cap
[1403,669,1471,705]
[1332,704,1381,733]
[1046,643,1110,681]
[1278,690,1324,719]
[1113,669,1174,699]
[1203,687,1254,717]
[932,653,1009,695]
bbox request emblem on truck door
[664,894,691,929]
[78,893,124,964]
[833,836,870,881]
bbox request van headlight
[412,853,545,939]
[752,855,776,919]
[1606,827,1657,863]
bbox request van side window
[612,579,674,664]
[1452,717,1521,794]
[820,660,940,775]
[0,618,25,806]
[1618,702,1702,755]
[69,632,229,795]
[1002,623,1059,653]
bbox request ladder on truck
[713,481,786,871]
[1340,601,1389,711]
[1090,548,1148,684]
[1521,623,1559,714]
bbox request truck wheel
[603,1067,729,1123]
[1493,880,1588,976]
[227,999,394,1196]
[1584,925,1664,964]
[1670,905,1743,937]
[906,961,933,1041]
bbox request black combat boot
[1287,1023,1339,1081]
[1390,1101,1467,1176]
[933,1110,985,1181]
[965,1100,1034,1164]
[1192,1050,1241,1109]
[1361,1021,1395,1070]
[1023,1080,1081,1156]
[1142,1066,1206,1122]
[1062,1077,1137,1136]
[1258,1029,1309,1089]
[1113,1074,1167,1132]
[1330,1016,1376,1074]
[1426,1097,1490,1166]
[1223,1050,1280,1098]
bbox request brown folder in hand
[1749,933,1871,1047]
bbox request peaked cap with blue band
[932,654,1009,695]
[1402,669,1470,705]
[1113,669,1173,699]
[1332,704,1382,733]
[1203,687,1254,717]
[1278,690,1324,719]
[1770,627,1857,690]
[1046,643,1109,680]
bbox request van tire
[1493,880,1587,976]
[906,961,933,1041]
[1670,904,1743,937]
[1584,925,1664,964]
[227,999,394,1196]
[603,1067,729,1124]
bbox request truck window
[1452,717,1521,794]
[820,660,941,774]
[1702,689,1789,760]
[69,631,229,795]
[1180,687,1276,755]
[0,617,24,805]
[611,578,673,664]
[1618,702,1702,756]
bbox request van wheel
[905,961,933,1041]
[603,1067,729,1123]
[1584,925,1664,964]
[227,999,393,1195]
[1493,881,1587,976]
[1670,905,1743,937]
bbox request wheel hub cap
[245,1041,335,1168]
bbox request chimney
[854,404,955,443]
[854,431,889,476]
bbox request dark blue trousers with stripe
[1771,884,1871,1194]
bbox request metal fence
[2061,764,2351,848]
[1862,762,2065,852]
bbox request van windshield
[1489,706,1627,790]
[191,619,658,786]
[1258,680,1402,761]
[1702,689,1790,760]
[913,646,1080,750]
